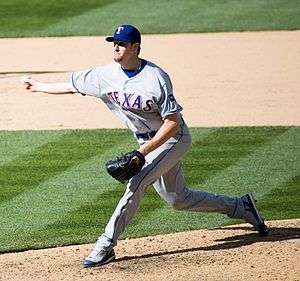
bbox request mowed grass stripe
[0,129,131,202]
[207,126,299,226]
[0,130,62,167]
[41,0,300,37]
[0,154,122,251]
[183,127,289,186]
[0,0,114,37]
[204,126,299,196]
[24,187,166,249]
[1,0,299,37]
[260,175,300,220]
[0,133,135,252]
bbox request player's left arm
[138,113,180,156]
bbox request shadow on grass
[111,226,300,264]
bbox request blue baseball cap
[106,24,141,43]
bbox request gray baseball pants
[96,123,245,249]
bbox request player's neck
[120,57,141,71]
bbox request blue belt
[135,131,157,140]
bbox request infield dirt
[0,31,299,129]
[0,219,299,281]
[0,31,299,281]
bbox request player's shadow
[112,226,300,264]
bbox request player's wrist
[138,148,147,156]
[138,146,150,156]
[40,82,58,93]
[35,81,44,92]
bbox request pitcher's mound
[0,219,299,281]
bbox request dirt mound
[0,219,299,281]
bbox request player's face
[113,41,138,63]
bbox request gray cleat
[241,193,268,236]
[83,248,116,268]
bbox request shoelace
[243,200,251,211]
[89,248,106,258]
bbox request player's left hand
[105,150,145,183]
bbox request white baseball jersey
[70,60,183,133]
[71,58,248,259]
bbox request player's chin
[113,56,123,63]
[113,53,123,62]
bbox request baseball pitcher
[21,24,268,267]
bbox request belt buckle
[136,131,156,140]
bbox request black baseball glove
[105,150,145,183]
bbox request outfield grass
[0,127,299,253]
[0,0,299,37]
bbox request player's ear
[133,43,141,56]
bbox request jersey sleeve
[70,67,101,97]
[157,73,183,119]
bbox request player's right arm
[21,76,76,94]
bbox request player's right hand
[20,75,40,92]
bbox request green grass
[0,0,299,37]
[260,175,300,219]
[0,126,299,253]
